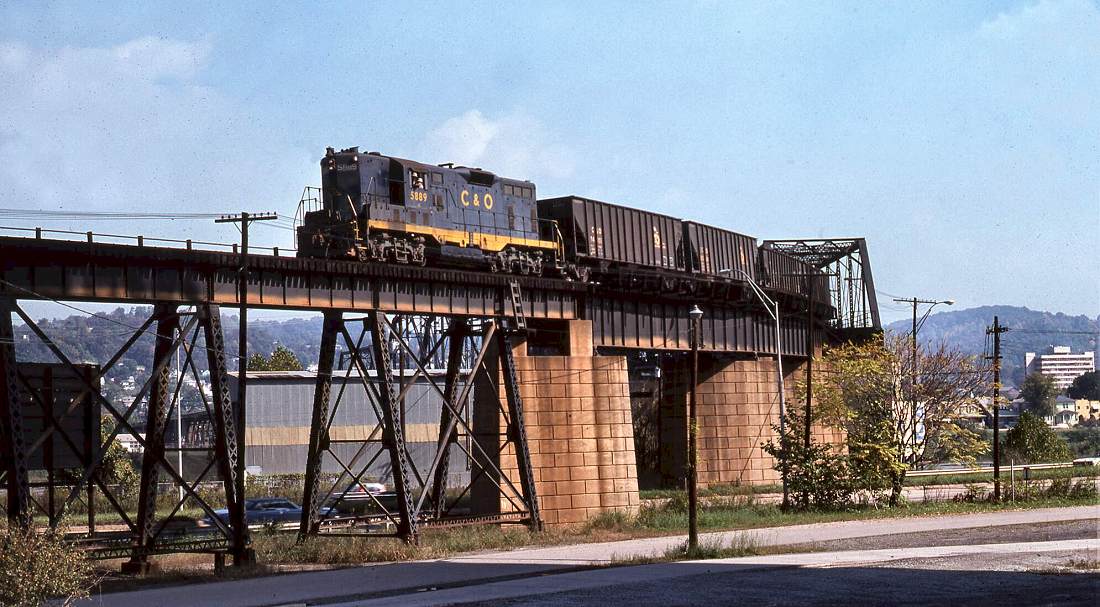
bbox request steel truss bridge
[0,229,878,568]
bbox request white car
[1072,457,1100,467]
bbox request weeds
[251,523,557,566]
[0,526,96,607]
[1064,558,1099,571]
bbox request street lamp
[893,297,954,462]
[687,304,703,553]
[720,268,788,509]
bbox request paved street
[420,542,1099,607]
[76,506,1098,607]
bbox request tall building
[1024,346,1096,390]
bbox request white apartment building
[1024,346,1096,390]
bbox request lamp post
[687,304,702,552]
[892,297,954,463]
[720,268,788,509]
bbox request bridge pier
[652,353,843,489]
[474,320,641,526]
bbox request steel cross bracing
[761,238,881,334]
[0,299,248,563]
[297,313,540,544]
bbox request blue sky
[1,1,1097,324]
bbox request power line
[0,208,224,220]
[1007,329,1097,336]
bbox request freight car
[296,147,584,279]
[681,221,757,282]
[758,247,831,307]
[536,196,684,277]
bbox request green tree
[267,344,304,371]
[247,352,270,371]
[1020,373,1059,417]
[1067,370,1100,401]
[1001,411,1072,463]
[813,333,989,506]
[99,416,138,496]
[247,346,303,372]
[1062,425,1100,458]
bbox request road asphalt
[338,540,1099,607]
[74,505,1099,607]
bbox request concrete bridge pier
[473,320,641,526]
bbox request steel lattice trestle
[0,299,249,565]
[297,313,541,544]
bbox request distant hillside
[885,306,1099,388]
[13,306,324,376]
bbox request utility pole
[687,305,702,552]
[215,211,276,564]
[987,316,1008,501]
[805,276,814,454]
[893,297,954,466]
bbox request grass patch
[591,494,1099,537]
[252,523,567,566]
[639,483,782,501]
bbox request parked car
[335,481,398,514]
[205,498,334,527]
[1072,457,1100,467]
[345,481,388,496]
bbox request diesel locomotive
[296,147,826,302]
[296,147,585,279]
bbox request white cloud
[416,110,576,184]
[0,37,310,245]
[979,0,1099,39]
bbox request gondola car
[297,147,581,278]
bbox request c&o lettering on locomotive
[460,190,495,210]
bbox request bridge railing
[0,224,293,257]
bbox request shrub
[1002,412,1072,464]
[0,527,95,607]
[762,406,853,510]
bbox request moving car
[205,498,334,527]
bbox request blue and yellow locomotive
[297,147,576,278]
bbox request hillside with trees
[885,306,1098,388]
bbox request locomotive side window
[410,169,426,190]
[431,172,443,185]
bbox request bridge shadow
[79,550,1099,606]
[459,558,1100,607]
